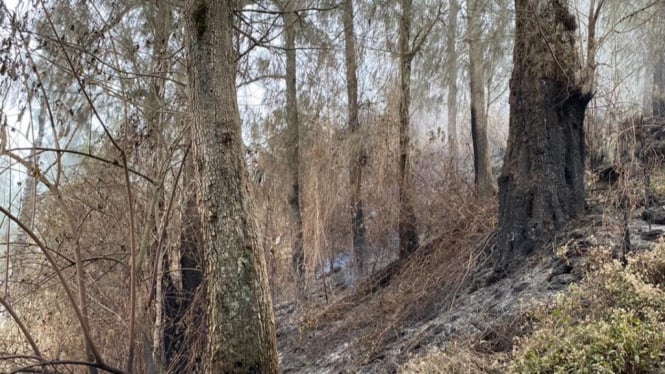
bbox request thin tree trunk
[398,0,419,258]
[184,1,279,372]
[497,0,592,275]
[653,1,665,118]
[343,0,367,276]
[282,1,306,298]
[446,0,459,161]
[654,49,665,117]
[143,2,204,371]
[139,2,183,371]
[583,0,605,167]
[467,0,493,198]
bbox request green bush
[510,246,665,374]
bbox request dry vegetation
[1,1,665,373]
[394,117,665,373]
[302,187,494,360]
[3,114,665,373]
[269,117,665,373]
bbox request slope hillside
[277,118,665,373]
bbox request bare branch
[0,295,43,360]
[0,206,104,366]
[6,147,155,184]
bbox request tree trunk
[282,1,306,297]
[497,0,592,274]
[653,1,665,118]
[140,2,204,372]
[398,0,419,258]
[654,47,665,118]
[184,1,278,372]
[467,0,493,198]
[446,0,459,161]
[343,0,367,276]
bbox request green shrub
[510,246,665,373]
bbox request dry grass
[253,110,404,302]
[283,115,665,370]
[400,342,508,374]
[296,172,498,366]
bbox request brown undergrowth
[298,185,497,367]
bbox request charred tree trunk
[496,0,592,274]
[184,0,278,372]
[467,0,493,198]
[398,0,419,258]
[342,0,367,275]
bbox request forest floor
[275,159,665,373]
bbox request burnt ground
[274,170,665,373]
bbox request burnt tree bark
[496,0,592,273]
[184,0,279,372]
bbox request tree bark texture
[467,0,493,198]
[282,2,306,297]
[398,0,419,259]
[497,0,592,274]
[184,1,279,372]
[343,0,367,275]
